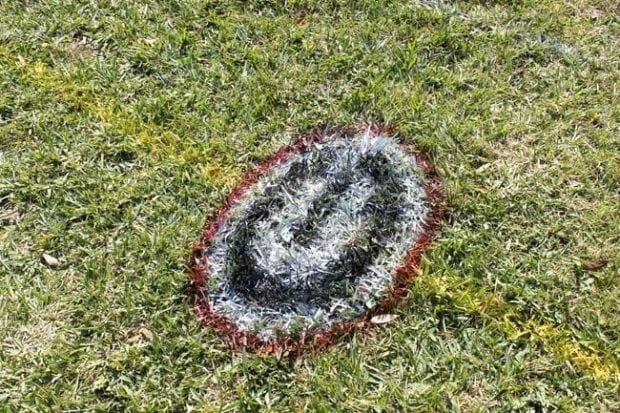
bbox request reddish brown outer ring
[188,124,444,355]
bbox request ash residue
[203,130,430,339]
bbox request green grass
[0,0,618,411]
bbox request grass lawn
[0,0,618,411]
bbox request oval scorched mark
[189,126,442,350]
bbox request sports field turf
[0,1,618,411]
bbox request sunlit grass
[0,0,618,411]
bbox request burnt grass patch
[189,125,443,352]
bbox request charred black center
[221,143,410,307]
